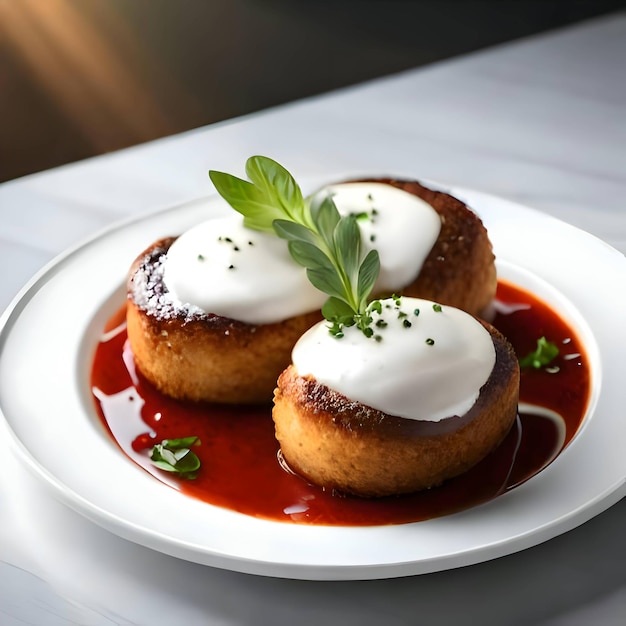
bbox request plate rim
[1,185,625,580]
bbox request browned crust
[272,323,520,497]
[126,238,322,404]
[360,178,497,316]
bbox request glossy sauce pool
[91,281,591,526]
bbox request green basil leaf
[357,249,380,306]
[306,265,348,301]
[171,448,201,473]
[245,156,305,221]
[287,240,332,271]
[334,215,361,282]
[150,437,201,479]
[208,170,282,233]
[309,194,341,240]
[151,460,180,473]
[322,296,357,324]
[156,447,178,466]
[519,336,559,369]
[163,436,200,449]
[272,219,318,245]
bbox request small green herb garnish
[209,156,381,338]
[150,436,201,479]
[519,336,559,370]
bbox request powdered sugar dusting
[129,251,207,323]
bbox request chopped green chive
[433,304,442,312]
[426,338,435,345]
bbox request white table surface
[1,12,625,625]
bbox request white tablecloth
[1,13,625,625]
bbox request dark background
[1,0,625,183]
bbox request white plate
[1,187,625,581]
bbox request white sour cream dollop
[163,182,441,324]
[319,182,441,292]
[163,215,323,324]
[292,297,496,422]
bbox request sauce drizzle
[91,281,590,526]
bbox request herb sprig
[150,436,201,479]
[209,156,381,337]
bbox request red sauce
[91,281,590,526]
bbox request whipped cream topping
[292,297,496,422]
[162,182,441,324]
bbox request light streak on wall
[0,0,198,152]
